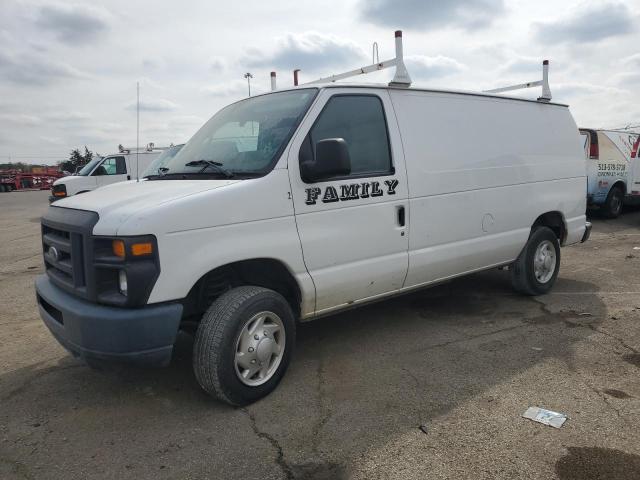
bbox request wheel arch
[609,180,627,195]
[182,258,303,323]
[532,211,567,245]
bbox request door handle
[397,205,405,227]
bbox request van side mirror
[301,138,351,182]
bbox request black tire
[193,286,295,406]
[510,226,560,296]
[0,185,5,192]
[603,186,624,219]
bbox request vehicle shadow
[0,269,609,479]
[588,205,640,230]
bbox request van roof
[580,128,640,135]
[273,83,569,108]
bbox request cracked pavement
[1,191,640,479]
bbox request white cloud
[45,111,91,122]
[35,2,112,44]
[359,0,505,30]
[244,32,367,72]
[0,50,90,85]
[201,80,249,98]
[552,82,628,99]
[125,98,179,112]
[612,71,640,86]
[617,52,640,67]
[405,55,466,79]
[534,1,636,44]
[0,113,42,126]
[210,56,226,72]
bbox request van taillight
[589,143,599,159]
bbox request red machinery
[0,169,64,192]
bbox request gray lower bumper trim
[35,275,183,366]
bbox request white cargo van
[580,128,640,217]
[35,32,590,405]
[50,144,166,202]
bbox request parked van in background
[35,32,590,405]
[50,144,167,202]
[580,128,640,218]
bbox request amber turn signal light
[131,242,153,256]
[112,240,125,258]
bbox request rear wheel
[511,226,560,296]
[193,286,295,406]
[603,186,624,218]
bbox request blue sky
[0,0,639,164]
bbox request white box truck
[50,144,167,202]
[580,128,640,217]
[35,32,590,405]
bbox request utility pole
[244,72,253,97]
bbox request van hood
[53,179,240,231]
[54,175,91,185]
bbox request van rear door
[288,88,409,314]
[628,133,640,199]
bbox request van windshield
[143,144,184,178]
[151,89,317,179]
[76,157,103,176]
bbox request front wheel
[193,286,295,406]
[603,186,624,219]
[510,226,560,296]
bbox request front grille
[41,207,98,300]
[42,225,84,288]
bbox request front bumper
[581,222,592,243]
[35,275,183,367]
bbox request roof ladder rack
[483,60,552,102]
[300,30,412,87]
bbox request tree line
[1,146,98,174]
[59,147,97,173]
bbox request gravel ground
[1,190,640,480]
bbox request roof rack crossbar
[118,143,167,153]
[301,30,412,87]
[483,60,552,102]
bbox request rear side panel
[389,89,586,288]
[586,131,633,205]
[632,135,640,201]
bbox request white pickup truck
[35,32,590,405]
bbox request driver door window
[93,156,127,187]
[94,156,126,175]
[300,95,393,181]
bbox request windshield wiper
[185,159,234,178]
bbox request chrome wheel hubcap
[534,240,556,284]
[234,311,285,386]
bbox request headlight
[92,235,160,307]
[51,184,67,198]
